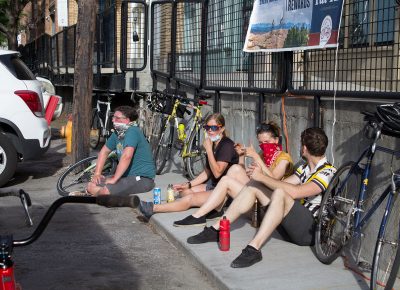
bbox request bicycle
[56,151,118,196]
[0,194,139,290]
[314,106,400,290]
[151,90,210,179]
[90,93,114,149]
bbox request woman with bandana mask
[136,113,239,220]
[80,106,155,196]
[172,121,293,227]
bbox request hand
[91,174,105,185]
[173,182,190,192]
[234,143,245,155]
[249,165,263,181]
[105,176,118,185]
[203,135,213,152]
[244,144,258,159]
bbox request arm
[246,145,289,180]
[92,145,112,184]
[203,138,230,179]
[105,146,135,184]
[173,169,210,191]
[251,167,322,199]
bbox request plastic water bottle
[167,184,175,203]
[153,187,161,205]
[178,123,186,141]
[219,216,230,251]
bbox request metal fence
[150,0,400,98]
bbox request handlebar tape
[96,195,140,208]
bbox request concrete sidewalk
[137,171,369,290]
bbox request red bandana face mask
[259,143,282,167]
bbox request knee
[270,188,288,204]
[227,164,245,178]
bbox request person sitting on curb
[186,127,336,268]
[74,106,156,196]
[137,113,239,220]
[173,122,293,227]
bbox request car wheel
[0,133,18,187]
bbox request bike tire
[185,125,207,180]
[90,110,101,149]
[370,191,400,290]
[57,155,118,196]
[149,112,164,155]
[154,118,173,175]
[315,161,361,264]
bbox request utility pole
[72,0,97,163]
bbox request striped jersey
[294,157,336,216]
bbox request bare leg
[248,188,295,250]
[226,164,250,185]
[212,182,272,229]
[192,176,246,218]
[153,191,212,213]
[87,181,110,196]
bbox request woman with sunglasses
[173,121,293,227]
[137,113,239,219]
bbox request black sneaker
[187,226,218,244]
[205,209,224,220]
[139,200,154,219]
[230,245,262,268]
[173,215,206,227]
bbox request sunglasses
[203,125,221,132]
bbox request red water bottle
[219,216,230,251]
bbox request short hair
[114,106,138,122]
[256,121,280,138]
[301,127,328,157]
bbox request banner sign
[243,0,344,52]
[57,0,68,27]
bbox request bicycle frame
[96,99,112,137]
[337,126,400,241]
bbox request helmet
[376,103,400,136]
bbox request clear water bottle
[167,184,175,203]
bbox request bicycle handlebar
[153,90,209,106]
[9,195,140,247]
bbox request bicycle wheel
[315,161,361,264]
[57,155,117,196]
[371,192,400,290]
[148,112,164,155]
[154,118,174,175]
[90,110,101,149]
[185,125,207,180]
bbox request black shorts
[101,176,155,196]
[278,200,316,246]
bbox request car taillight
[15,90,43,116]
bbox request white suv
[0,50,51,187]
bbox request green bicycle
[56,151,118,196]
[152,90,210,179]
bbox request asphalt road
[0,135,217,290]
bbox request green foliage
[283,25,309,48]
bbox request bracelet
[187,181,192,189]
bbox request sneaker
[230,245,262,268]
[69,190,91,196]
[187,226,218,244]
[139,200,154,219]
[205,209,224,220]
[173,215,206,227]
